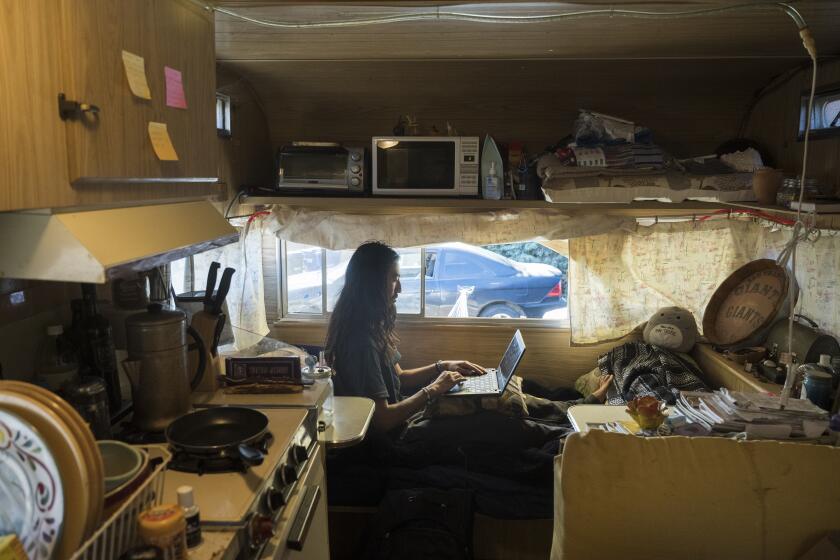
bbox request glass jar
[776,177,822,208]
[304,363,334,428]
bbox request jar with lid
[138,504,187,560]
[304,362,334,429]
[65,377,112,439]
[799,362,833,411]
[36,325,79,393]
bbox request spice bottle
[177,485,202,548]
[138,504,188,560]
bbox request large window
[281,240,568,324]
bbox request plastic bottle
[36,325,79,393]
[483,161,502,200]
[176,486,202,548]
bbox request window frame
[275,239,570,330]
[797,82,840,141]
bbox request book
[788,200,840,212]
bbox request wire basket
[71,446,171,560]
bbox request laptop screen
[496,330,526,389]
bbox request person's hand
[441,360,486,376]
[591,374,614,403]
[428,371,467,397]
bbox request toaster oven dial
[350,177,361,187]
[350,152,361,162]
[350,165,361,174]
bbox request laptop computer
[442,329,526,397]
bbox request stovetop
[161,408,309,524]
[168,431,274,475]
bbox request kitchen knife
[212,267,235,315]
[204,261,220,312]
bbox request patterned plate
[0,409,64,560]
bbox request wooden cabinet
[0,0,221,213]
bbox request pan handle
[238,443,265,466]
[187,325,207,391]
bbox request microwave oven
[275,143,366,193]
[371,136,479,196]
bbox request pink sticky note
[165,66,187,109]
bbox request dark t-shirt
[332,344,402,404]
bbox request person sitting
[324,241,612,434]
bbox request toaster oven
[275,143,366,193]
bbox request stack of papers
[675,389,829,440]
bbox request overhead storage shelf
[241,195,726,217]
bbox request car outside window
[281,240,568,324]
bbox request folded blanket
[599,342,707,405]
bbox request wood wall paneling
[745,59,840,195]
[272,320,639,388]
[227,58,797,159]
[0,1,74,211]
[216,65,275,195]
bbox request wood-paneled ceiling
[211,0,840,61]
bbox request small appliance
[372,136,480,196]
[275,142,365,193]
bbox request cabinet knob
[58,93,100,121]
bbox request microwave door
[378,141,456,191]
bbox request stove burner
[167,432,274,475]
[117,423,167,445]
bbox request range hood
[0,201,239,283]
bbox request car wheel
[479,303,524,319]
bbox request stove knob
[276,464,297,486]
[249,513,275,548]
[263,486,286,513]
[291,444,308,464]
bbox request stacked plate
[0,381,104,560]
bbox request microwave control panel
[459,137,480,191]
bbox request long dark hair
[325,241,400,371]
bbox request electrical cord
[224,189,246,220]
[206,2,807,29]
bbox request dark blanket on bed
[600,341,707,405]
[327,404,575,519]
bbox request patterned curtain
[192,216,271,344]
[569,220,840,344]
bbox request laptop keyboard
[461,369,499,393]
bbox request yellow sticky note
[148,122,178,161]
[121,50,151,100]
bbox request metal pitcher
[123,304,206,433]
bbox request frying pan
[166,406,269,466]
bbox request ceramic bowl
[97,441,143,493]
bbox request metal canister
[799,363,833,411]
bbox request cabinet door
[60,0,218,185]
[0,1,74,211]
